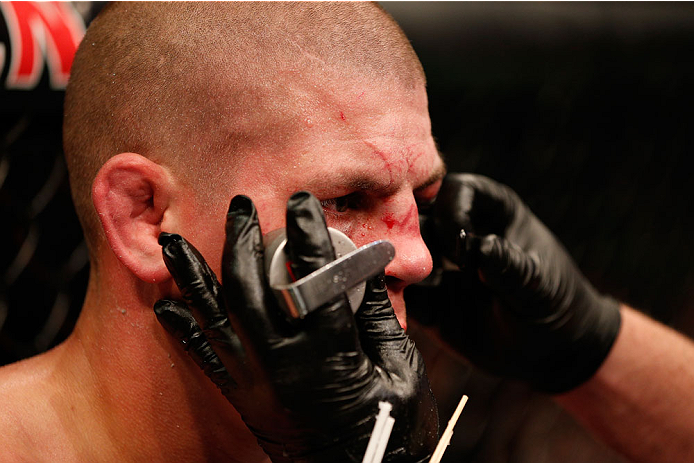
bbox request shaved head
[63,1,424,254]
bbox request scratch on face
[363,140,395,187]
[288,39,327,66]
[405,144,426,172]
[381,203,418,233]
[363,140,410,190]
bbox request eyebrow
[414,160,447,192]
[345,154,447,194]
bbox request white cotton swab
[429,394,469,463]
[372,414,395,462]
[362,401,395,463]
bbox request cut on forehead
[62,1,426,254]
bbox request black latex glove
[153,192,438,462]
[408,173,621,393]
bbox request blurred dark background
[383,3,694,462]
[384,2,694,330]
[0,1,101,364]
[2,2,694,462]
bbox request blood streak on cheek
[381,205,419,233]
[339,111,346,121]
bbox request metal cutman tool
[264,228,395,319]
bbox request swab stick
[363,401,395,463]
[430,394,469,463]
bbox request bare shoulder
[0,351,77,461]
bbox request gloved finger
[463,231,557,319]
[355,274,421,372]
[284,191,357,346]
[433,174,521,260]
[284,191,351,304]
[158,234,248,387]
[159,233,240,349]
[438,173,519,233]
[285,191,336,277]
[154,299,237,394]
[222,195,287,348]
[356,275,439,458]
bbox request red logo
[1,2,85,90]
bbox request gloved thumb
[355,274,412,370]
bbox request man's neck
[0,270,269,462]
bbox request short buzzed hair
[63,2,424,255]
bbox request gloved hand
[153,192,438,462]
[409,173,621,393]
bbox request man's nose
[375,196,433,288]
[384,227,433,289]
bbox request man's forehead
[288,79,437,186]
[296,138,444,197]
[230,72,438,196]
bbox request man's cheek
[253,200,288,235]
[323,215,386,250]
[387,289,408,331]
[322,215,362,245]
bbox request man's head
[63,2,444,327]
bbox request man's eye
[320,193,361,213]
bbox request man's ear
[92,152,176,283]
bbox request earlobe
[92,152,175,283]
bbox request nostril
[385,275,404,292]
